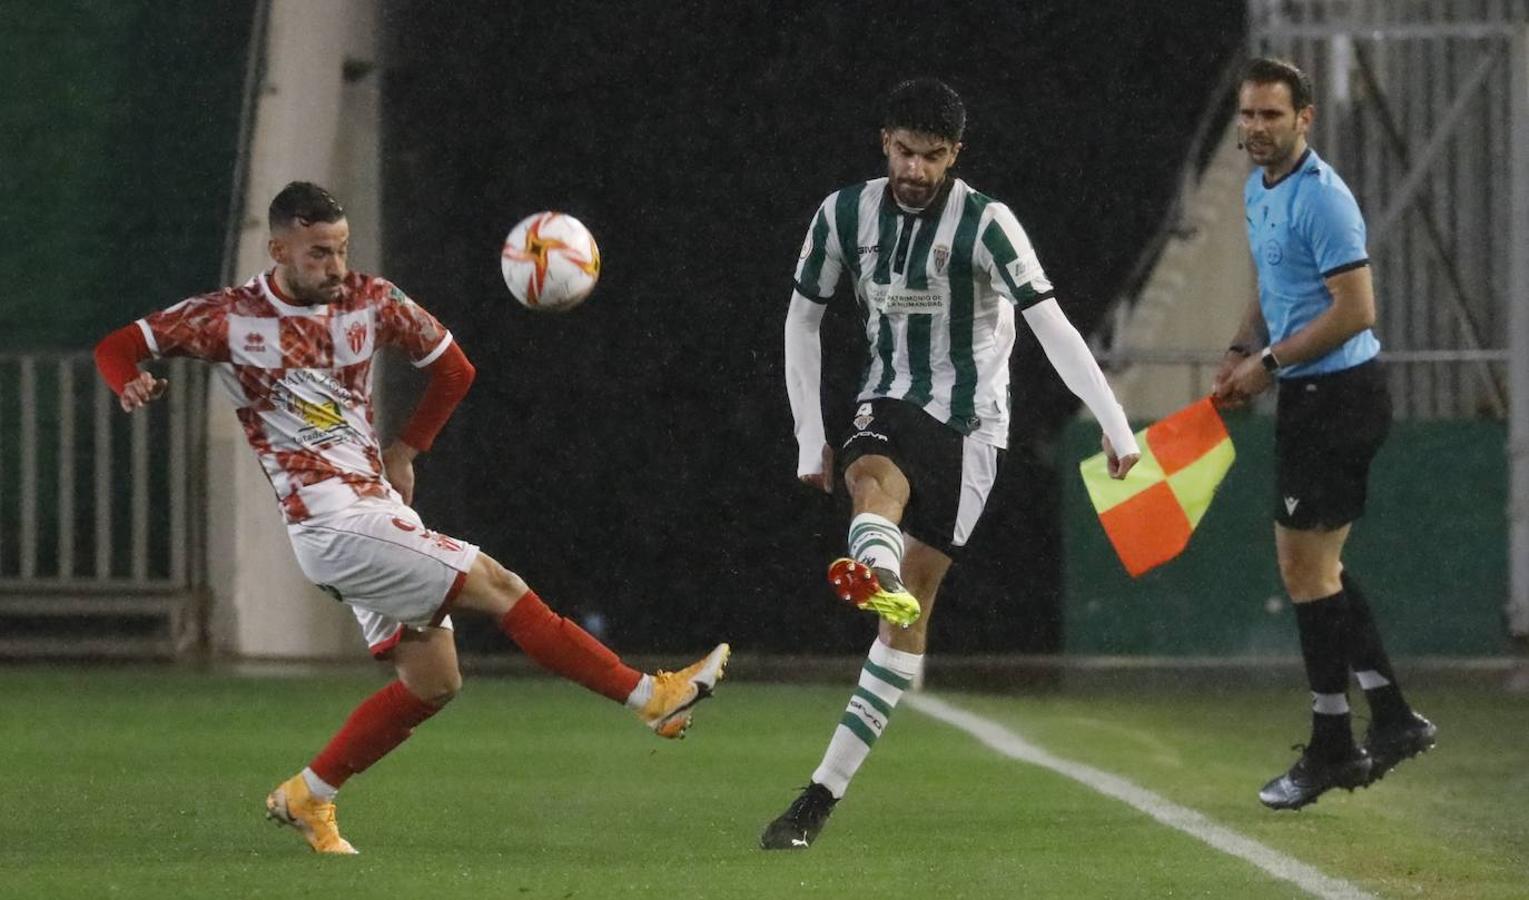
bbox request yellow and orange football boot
[638,643,731,738]
[265,773,358,855]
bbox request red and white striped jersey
[137,270,454,522]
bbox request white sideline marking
[906,694,1376,900]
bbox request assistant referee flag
[1079,397,1235,577]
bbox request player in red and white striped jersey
[94,181,729,855]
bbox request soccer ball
[500,211,601,312]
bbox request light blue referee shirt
[1244,147,1380,377]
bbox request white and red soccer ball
[500,211,601,312]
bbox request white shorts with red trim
[286,495,480,658]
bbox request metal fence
[1102,348,1513,411]
[1250,0,1529,420]
[0,353,207,657]
[1249,0,1529,635]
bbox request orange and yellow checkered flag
[1079,397,1235,577]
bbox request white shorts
[287,495,481,658]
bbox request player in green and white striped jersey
[764,78,1141,851]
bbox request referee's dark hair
[884,78,966,143]
[1242,57,1315,111]
[269,181,346,231]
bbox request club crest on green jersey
[933,245,950,275]
[853,403,874,430]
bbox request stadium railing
[0,352,206,659]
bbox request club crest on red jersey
[427,531,463,552]
[346,321,367,355]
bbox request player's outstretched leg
[497,587,729,738]
[761,638,921,849]
[1341,570,1437,783]
[461,554,729,738]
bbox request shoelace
[871,567,904,592]
[313,802,351,851]
[318,802,339,829]
[786,786,833,818]
[1284,743,1324,775]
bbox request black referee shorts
[1274,359,1391,530]
[837,398,1002,557]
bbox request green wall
[1062,415,1509,656]
[0,0,254,349]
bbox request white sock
[811,639,923,798]
[848,513,904,578]
[623,674,655,710]
[1355,670,1391,690]
[1311,692,1351,715]
[301,766,339,802]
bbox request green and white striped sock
[811,639,923,798]
[848,513,904,578]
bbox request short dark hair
[1241,57,1314,111]
[268,181,346,231]
[883,78,965,144]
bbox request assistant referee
[1213,57,1436,811]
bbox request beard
[1247,136,1295,167]
[294,276,344,304]
[892,177,938,209]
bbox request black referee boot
[760,783,838,850]
[1258,745,1372,811]
[1363,711,1437,784]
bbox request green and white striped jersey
[792,176,1054,449]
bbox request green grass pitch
[0,666,1525,898]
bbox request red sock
[309,680,441,788]
[499,590,642,702]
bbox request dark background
[0,0,254,348]
[381,0,1246,655]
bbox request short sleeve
[792,197,844,303]
[1304,183,1369,278]
[979,204,1054,308]
[138,292,232,361]
[376,282,453,367]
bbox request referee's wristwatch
[1260,346,1283,374]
